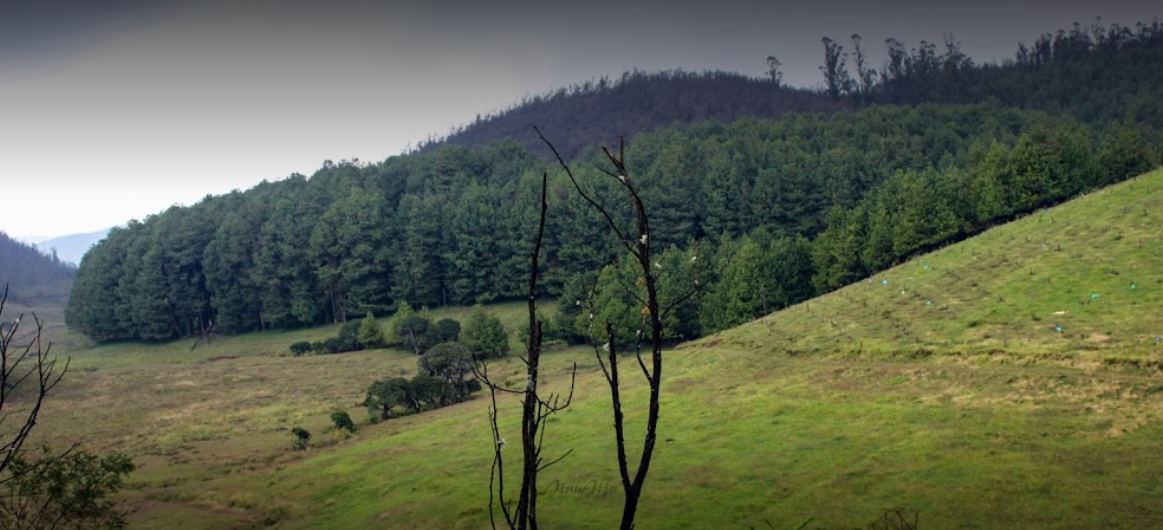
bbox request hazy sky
[1,0,1157,239]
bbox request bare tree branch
[0,285,70,484]
[473,171,575,530]
[539,132,681,530]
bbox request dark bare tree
[538,129,698,530]
[473,171,577,530]
[0,285,68,482]
[0,284,133,529]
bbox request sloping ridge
[721,167,1163,362]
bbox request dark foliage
[290,427,310,450]
[0,232,76,306]
[827,19,1163,128]
[434,318,461,342]
[1,448,135,530]
[419,342,474,401]
[289,341,312,356]
[399,315,439,355]
[420,69,840,161]
[66,21,1163,343]
[330,411,355,432]
[363,374,464,421]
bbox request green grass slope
[23,170,1163,529]
[724,167,1163,363]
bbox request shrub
[410,374,455,409]
[1,448,135,530]
[330,411,355,432]
[337,319,363,351]
[358,312,385,348]
[290,427,311,450]
[462,304,510,358]
[320,337,346,354]
[289,341,313,356]
[420,342,475,401]
[435,318,461,343]
[399,315,438,354]
[364,378,411,420]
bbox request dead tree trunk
[538,130,697,530]
[473,172,575,530]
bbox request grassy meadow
[21,169,1163,529]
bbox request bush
[364,377,411,420]
[410,374,454,409]
[399,315,438,354]
[290,427,311,450]
[435,318,461,343]
[337,319,363,351]
[1,448,135,530]
[289,341,313,356]
[330,411,355,432]
[358,312,385,348]
[462,304,510,358]
[385,300,416,346]
[319,337,347,354]
[420,342,475,401]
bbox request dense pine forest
[432,19,1163,155]
[420,70,841,161]
[67,19,1163,343]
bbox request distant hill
[424,20,1163,159]
[722,167,1163,362]
[421,69,840,160]
[38,228,111,265]
[0,230,76,307]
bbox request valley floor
[28,330,1163,530]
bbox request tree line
[420,69,840,161]
[67,101,1158,343]
[812,18,1163,127]
[425,19,1163,158]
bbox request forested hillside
[421,70,839,160]
[0,231,76,306]
[67,21,1163,343]
[853,18,1163,126]
[428,18,1163,155]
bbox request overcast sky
[1,0,1157,239]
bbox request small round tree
[410,374,454,409]
[337,319,363,352]
[363,377,410,420]
[462,304,509,359]
[399,315,436,354]
[435,318,461,343]
[330,411,355,432]
[357,311,385,349]
[420,342,475,401]
[386,300,416,346]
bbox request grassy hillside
[724,167,1163,363]
[22,170,1163,529]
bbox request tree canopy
[66,20,1163,344]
